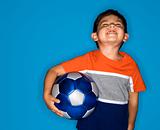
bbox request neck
[99,45,122,60]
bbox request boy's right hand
[44,95,64,117]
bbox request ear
[123,33,129,42]
[91,33,98,41]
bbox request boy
[43,9,146,130]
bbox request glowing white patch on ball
[91,82,99,97]
[67,73,82,80]
[82,107,95,118]
[69,90,84,106]
[62,111,71,119]
[52,84,60,97]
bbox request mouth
[106,32,117,36]
[106,30,117,35]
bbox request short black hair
[93,9,128,49]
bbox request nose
[109,23,116,29]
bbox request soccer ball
[52,72,99,120]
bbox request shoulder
[121,52,138,68]
[87,49,100,57]
[81,50,98,58]
[122,52,136,63]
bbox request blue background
[0,0,160,130]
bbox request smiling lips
[106,31,117,36]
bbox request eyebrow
[99,19,123,25]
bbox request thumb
[50,96,60,103]
[55,98,60,103]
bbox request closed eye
[102,23,109,27]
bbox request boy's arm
[128,92,139,130]
[43,65,66,116]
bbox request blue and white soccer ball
[52,72,99,120]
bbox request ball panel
[59,79,75,95]
[67,72,82,80]
[54,94,71,112]
[55,73,68,84]
[62,112,71,119]
[82,107,95,118]
[69,90,84,106]
[83,92,97,110]
[67,106,87,120]
[76,77,92,94]
[52,84,60,97]
[91,82,99,97]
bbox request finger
[55,110,64,117]
[52,108,64,117]
[52,105,63,114]
[54,98,60,103]
[50,104,64,116]
[50,96,60,103]
[46,101,55,110]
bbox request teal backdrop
[0,0,159,130]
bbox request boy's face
[92,14,128,48]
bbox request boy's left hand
[128,124,134,130]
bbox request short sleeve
[60,53,90,73]
[130,63,146,92]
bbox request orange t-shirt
[61,50,146,104]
